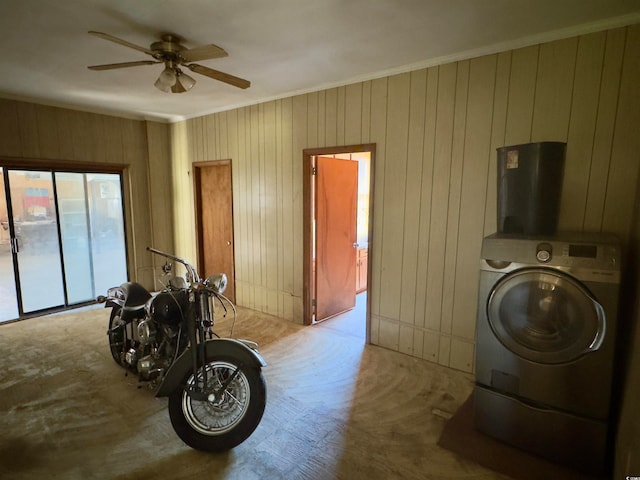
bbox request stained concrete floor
[0,301,509,480]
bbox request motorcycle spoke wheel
[168,357,266,452]
[184,361,250,434]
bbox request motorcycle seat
[119,282,152,321]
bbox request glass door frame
[0,160,130,323]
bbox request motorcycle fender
[155,338,267,397]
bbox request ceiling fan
[87,31,250,93]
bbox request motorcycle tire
[168,355,266,452]
[107,307,127,366]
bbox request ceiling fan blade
[88,31,154,55]
[186,64,251,89]
[180,44,228,62]
[88,60,160,70]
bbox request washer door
[487,268,606,364]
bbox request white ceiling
[1,0,639,123]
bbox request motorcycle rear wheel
[168,356,266,451]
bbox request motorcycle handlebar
[147,247,200,282]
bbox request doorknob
[353,242,359,248]
[227,241,232,246]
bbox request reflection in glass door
[0,168,128,323]
[0,168,19,320]
[9,170,66,313]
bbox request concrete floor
[0,300,508,480]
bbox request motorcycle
[97,247,267,452]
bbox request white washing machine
[474,232,620,474]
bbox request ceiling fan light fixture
[154,66,177,92]
[177,70,196,91]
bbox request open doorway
[303,144,374,342]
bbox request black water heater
[497,142,566,235]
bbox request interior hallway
[0,299,506,480]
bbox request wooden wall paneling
[242,106,255,308]
[424,63,456,336]
[414,66,438,335]
[369,77,389,324]
[169,121,192,260]
[280,98,295,320]
[379,73,411,325]
[336,86,346,146]
[584,28,627,231]
[248,105,259,309]
[441,60,469,343]
[452,55,497,344]
[449,338,474,372]
[55,109,76,161]
[258,105,267,309]
[275,100,284,318]
[263,101,279,315]
[344,83,363,145]
[603,24,640,237]
[531,37,578,142]
[559,32,607,231]
[0,100,22,157]
[16,102,41,158]
[484,51,512,235]
[36,106,61,159]
[237,112,249,306]
[107,116,126,164]
[306,92,318,147]
[361,81,372,144]
[226,108,241,302]
[504,45,539,145]
[220,112,230,160]
[145,122,173,255]
[292,95,308,321]
[318,90,327,147]
[325,88,338,146]
[399,69,427,330]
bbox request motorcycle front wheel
[168,356,266,452]
[107,307,126,366]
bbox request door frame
[192,159,236,301]
[302,144,375,334]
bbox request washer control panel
[536,243,552,263]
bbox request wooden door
[195,161,235,302]
[315,156,358,321]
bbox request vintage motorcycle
[97,247,267,452]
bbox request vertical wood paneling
[603,24,640,237]
[292,95,308,319]
[379,73,410,323]
[584,28,626,231]
[504,45,538,145]
[452,55,496,342]
[414,67,438,334]
[399,69,427,331]
[369,77,388,320]
[344,83,363,145]
[425,63,456,335]
[336,86,346,146]
[484,51,511,235]
[165,24,640,373]
[0,99,21,156]
[441,60,469,345]
[560,32,606,230]
[531,37,578,141]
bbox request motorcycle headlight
[205,273,227,294]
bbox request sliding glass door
[0,168,128,323]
